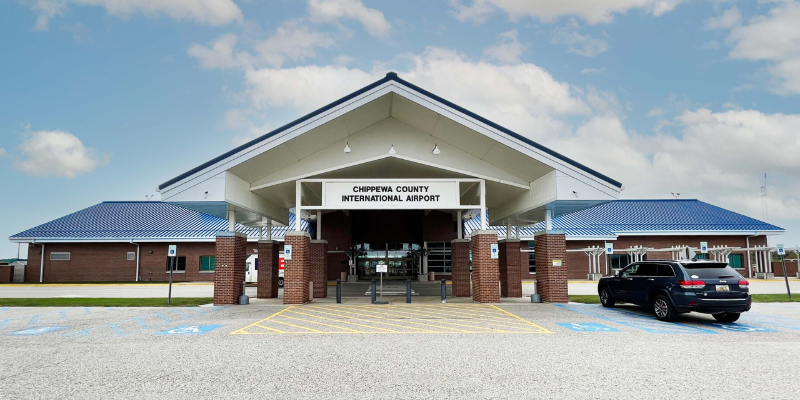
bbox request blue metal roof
[464,199,784,239]
[10,202,312,241]
[158,72,622,190]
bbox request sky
[2,0,800,258]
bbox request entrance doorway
[355,243,420,280]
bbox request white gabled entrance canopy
[157,72,622,229]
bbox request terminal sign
[324,181,459,209]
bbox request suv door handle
[647,278,655,281]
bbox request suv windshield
[681,262,739,279]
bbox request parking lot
[2,302,799,399]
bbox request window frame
[166,256,187,273]
[50,252,71,261]
[127,252,136,261]
[728,254,744,269]
[200,256,215,273]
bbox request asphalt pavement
[1,302,799,399]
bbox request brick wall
[24,242,138,282]
[772,261,800,277]
[535,233,568,303]
[451,239,471,297]
[213,233,247,305]
[499,239,522,297]
[311,240,328,298]
[138,242,220,282]
[423,211,458,242]
[0,265,13,283]
[284,232,311,304]
[257,241,279,298]
[471,231,499,303]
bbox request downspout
[33,240,45,283]
[131,240,140,282]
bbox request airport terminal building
[7,73,785,303]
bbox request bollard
[406,279,411,304]
[336,279,342,304]
[238,281,250,305]
[440,278,446,303]
[371,279,377,304]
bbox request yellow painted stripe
[490,305,553,333]
[281,309,397,333]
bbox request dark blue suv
[598,260,751,322]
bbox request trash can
[428,272,435,281]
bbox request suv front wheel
[652,295,677,322]
[599,287,615,307]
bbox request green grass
[569,294,800,304]
[0,297,214,307]
[568,295,602,304]
[751,294,800,302]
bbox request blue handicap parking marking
[155,325,223,335]
[736,312,800,331]
[557,304,718,334]
[8,326,67,336]
[704,322,777,333]
[557,322,619,332]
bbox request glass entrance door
[355,242,420,280]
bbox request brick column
[471,230,499,303]
[451,239,471,297]
[283,231,311,304]
[257,240,279,299]
[310,240,328,298]
[214,232,247,305]
[534,232,568,303]
[499,239,522,297]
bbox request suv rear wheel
[599,287,615,307]
[652,295,677,322]
[712,312,740,323]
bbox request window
[609,254,630,270]
[200,256,215,272]
[693,253,709,260]
[658,264,676,277]
[166,256,186,272]
[427,242,452,273]
[50,252,70,261]
[127,252,136,261]
[728,254,743,269]
[620,264,639,277]
[527,241,536,273]
[634,264,658,276]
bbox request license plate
[716,285,730,292]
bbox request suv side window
[635,264,658,276]
[621,264,639,277]
[658,264,676,277]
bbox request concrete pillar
[451,239,471,297]
[499,239,522,297]
[534,232,568,303]
[257,240,279,299]
[213,232,247,305]
[284,231,311,304]
[310,240,328,298]
[471,230,499,303]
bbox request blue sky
[2,0,800,258]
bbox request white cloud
[580,67,606,74]
[449,0,687,25]
[725,1,800,94]
[14,130,109,178]
[254,20,336,68]
[28,0,242,30]
[483,29,526,63]
[187,34,255,70]
[307,0,391,38]
[0,148,7,157]
[551,20,609,57]
[705,6,741,30]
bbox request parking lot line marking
[557,304,717,334]
[282,310,396,333]
[368,306,537,332]
[267,319,326,333]
[490,305,554,333]
[235,304,551,335]
[279,314,365,333]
